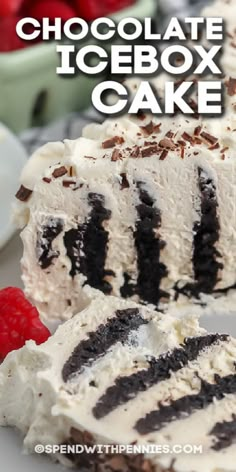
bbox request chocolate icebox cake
[1,293,236,472]
[14,75,236,323]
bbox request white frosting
[0,293,235,472]
[20,142,65,190]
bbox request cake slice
[0,293,236,472]
[14,75,236,323]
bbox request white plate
[0,428,65,472]
[0,123,28,250]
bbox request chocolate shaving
[15,185,32,202]
[182,132,193,144]
[159,138,176,150]
[111,149,122,162]
[84,156,96,160]
[153,123,162,133]
[140,121,161,136]
[221,147,229,153]
[130,145,140,158]
[165,130,174,139]
[200,131,218,145]
[141,145,160,158]
[69,166,74,177]
[144,141,157,146]
[120,173,130,190]
[209,143,220,150]
[73,183,84,191]
[226,77,236,96]
[63,180,76,188]
[159,149,168,161]
[195,137,202,145]
[42,177,51,184]
[102,136,124,149]
[194,126,202,136]
[140,121,154,136]
[177,140,186,146]
[52,166,68,178]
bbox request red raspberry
[0,287,50,360]
[0,17,27,52]
[27,0,77,22]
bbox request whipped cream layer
[14,76,236,322]
[0,293,236,472]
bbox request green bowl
[0,0,157,133]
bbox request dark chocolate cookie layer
[62,308,147,382]
[210,415,236,451]
[192,167,223,293]
[135,372,236,435]
[93,334,228,419]
[64,226,84,277]
[37,217,64,269]
[120,272,136,298]
[64,193,113,294]
[133,184,168,305]
[175,167,223,299]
